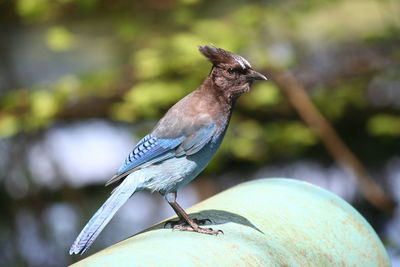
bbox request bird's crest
[198,45,251,70]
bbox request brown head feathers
[198,45,252,70]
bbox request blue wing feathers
[107,122,217,186]
[117,134,184,174]
[123,134,157,167]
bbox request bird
[69,45,267,255]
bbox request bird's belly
[141,157,201,194]
[131,140,221,195]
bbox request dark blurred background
[0,0,399,266]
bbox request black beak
[246,69,268,81]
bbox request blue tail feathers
[69,176,140,255]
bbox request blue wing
[106,123,218,186]
[106,134,184,186]
[118,134,184,174]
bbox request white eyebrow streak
[233,55,252,69]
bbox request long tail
[69,176,140,255]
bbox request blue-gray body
[134,133,225,194]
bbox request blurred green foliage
[368,114,400,137]
[0,0,399,169]
[46,26,75,52]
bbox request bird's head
[199,45,267,100]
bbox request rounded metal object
[72,178,390,266]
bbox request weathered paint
[71,178,390,267]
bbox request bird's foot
[164,218,211,228]
[172,224,223,235]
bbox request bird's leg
[164,192,221,235]
[164,191,211,227]
[167,200,211,227]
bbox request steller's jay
[69,45,267,255]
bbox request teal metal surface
[71,178,390,267]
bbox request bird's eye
[227,68,234,74]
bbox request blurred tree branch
[267,67,396,215]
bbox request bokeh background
[0,0,399,266]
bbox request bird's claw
[172,225,222,235]
[164,218,212,228]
